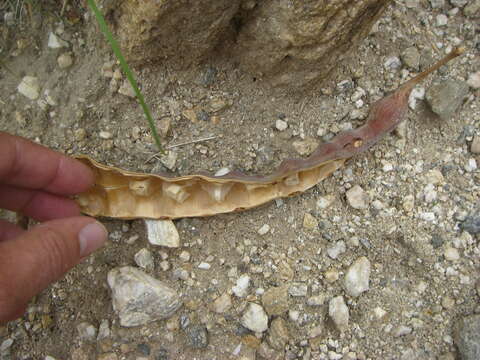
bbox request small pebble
[324,268,339,283]
[384,56,402,70]
[426,80,469,119]
[185,325,209,348]
[303,213,318,230]
[179,251,191,262]
[471,136,480,154]
[48,32,68,48]
[467,71,480,89]
[258,224,270,235]
[444,246,460,261]
[145,219,180,247]
[77,322,97,341]
[327,241,346,259]
[394,325,412,337]
[454,314,480,360]
[317,195,335,209]
[288,283,308,297]
[198,262,211,270]
[344,257,371,297]
[275,119,288,131]
[232,274,250,297]
[118,80,136,98]
[17,76,40,100]
[99,131,113,139]
[57,53,73,68]
[465,158,477,172]
[134,248,154,270]
[329,296,349,332]
[241,303,269,333]
[346,185,369,209]
[436,14,448,26]
[212,293,232,313]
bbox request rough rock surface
[111,0,391,87]
[107,266,182,327]
[454,315,480,360]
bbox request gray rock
[185,325,209,348]
[288,283,308,297]
[471,136,480,154]
[107,266,182,327]
[145,219,180,248]
[17,76,40,100]
[57,53,73,69]
[464,0,480,17]
[329,296,349,332]
[425,80,469,119]
[467,72,480,89]
[77,322,97,341]
[97,319,110,340]
[241,303,269,333]
[344,256,371,297]
[48,32,69,48]
[450,0,468,7]
[211,293,232,313]
[461,215,480,235]
[401,47,420,70]
[262,286,289,316]
[134,248,154,270]
[267,318,290,351]
[430,0,446,8]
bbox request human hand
[0,132,108,323]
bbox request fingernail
[78,222,108,257]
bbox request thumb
[0,216,107,323]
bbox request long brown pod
[75,48,464,219]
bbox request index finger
[0,132,94,195]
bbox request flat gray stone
[454,315,480,360]
[426,80,469,119]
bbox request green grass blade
[86,0,164,154]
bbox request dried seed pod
[75,48,464,219]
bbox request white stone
[275,119,288,131]
[241,303,268,333]
[444,246,460,261]
[467,71,480,89]
[258,224,270,235]
[344,257,371,297]
[436,14,448,26]
[373,307,387,319]
[99,131,113,139]
[97,319,110,340]
[289,310,300,322]
[403,194,415,212]
[329,296,349,332]
[394,325,412,337]
[289,283,308,297]
[317,195,335,209]
[179,251,191,262]
[471,136,480,154]
[134,248,154,270]
[17,76,40,100]
[346,185,369,209]
[327,240,346,259]
[145,219,180,247]
[48,32,69,48]
[198,262,211,270]
[408,86,425,110]
[77,322,97,341]
[232,274,250,297]
[383,163,393,172]
[465,158,477,172]
[107,266,182,327]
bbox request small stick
[145,136,217,163]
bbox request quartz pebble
[346,185,369,209]
[344,257,371,297]
[275,119,288,131]
[145,219,180,247]
[258,224,270,235]
[134,248,154,270]
[303,213,318,230]
[232,274,250,297]
[77,322,97,341]
[436,14,448,26]
[329,296,349,332]
[444,246,460,261]
[18,76,40,100]
[57,53,73,68]
[107,266,182,327]
[288,283,308,297]
[48,32,68,48]
[99,131,113,139]
[467,72,480,89]
[241,303,269,333]
[327,240,346,259]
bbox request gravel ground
[0,1,479,359]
